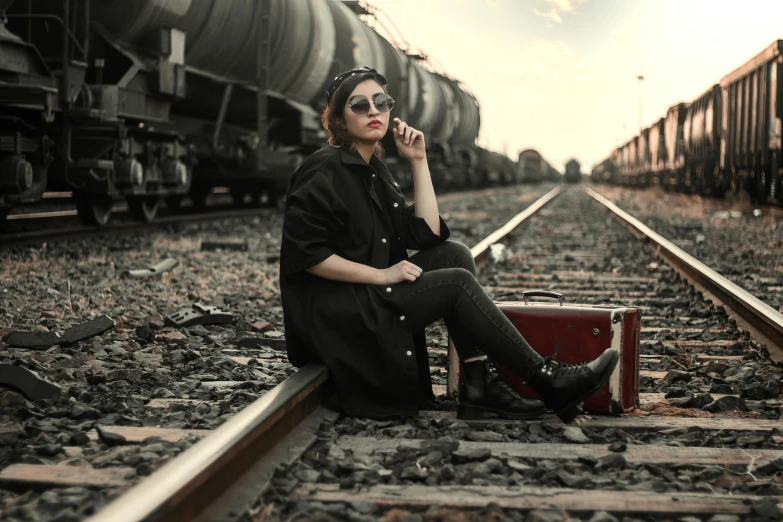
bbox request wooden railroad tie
[290,483,782,515]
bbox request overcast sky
[366,0,783,172]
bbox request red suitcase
[451,291,641,414]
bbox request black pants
[395,240,543,379]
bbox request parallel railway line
[0,189,274,250]
[0,186,518,251]
[2,184,782,521]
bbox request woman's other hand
[393,118,426,162]
[379,260,423,284]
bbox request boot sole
[457,403,547,421]
[554,349,621,423]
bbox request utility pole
[637,75,645,132]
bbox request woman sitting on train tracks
[279,67,619,423]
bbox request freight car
[0,0,501,226]
[564,159,581,183]
[545,162,561,181]
[590,158,616,183]
[718,41,783,203]
[595,40,783,206]
[682,85,721,196]
[518,149,559,183]
[662,103,687,192]
[647,117,666,186]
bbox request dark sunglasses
[347,93,395,115]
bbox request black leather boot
[525,348,620,423]
[457,360,547,420]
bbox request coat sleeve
[400,202,451,250]
[280,170,346,276]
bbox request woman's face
[343,80,389,144]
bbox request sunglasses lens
[349,96,370,115]
[348,94,395,115]
[375,94,394,113]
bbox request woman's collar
[338,145,378,167]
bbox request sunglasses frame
[347,93,395,115]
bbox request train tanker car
[0,0,486,225]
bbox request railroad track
[587,183,783,320]
[0,186,513,250]
[2,184,782,521]
[0,200,278,251]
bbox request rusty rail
[586,187,783,360]
[471,185,563,264]
[85,364,329,522]
[447,185,564,395]
[86,185,565,521]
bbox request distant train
[518,149,561,183]
[593,39,783,206]
[0,0,553,227]
[564,159,581,183]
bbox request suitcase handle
[521,290,564,306]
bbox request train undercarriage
[0,0,317,227]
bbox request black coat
[279,145,451,418]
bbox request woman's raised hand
[393,118,426,162]
[379,260,423,284]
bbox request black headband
[325,66,388,105]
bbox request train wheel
[231,188,259,206]
[74,191,113,227]
[189,185,210,209]
[729,171,739,195]
[264,188,287,211]
[750,171,767,204]
[165,195,184,209]
[127,196,160,222]
[230,188,246,205]
[685,171,695,194]
[704,167,720,198]
[699,177,712,197]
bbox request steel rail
[85,364,329,522]
[85,186,565,522]
[448,185,564,396]
[471,185,563,264]
[6,208,122,220]
[0,206,276,250]
[586,187,783,359]
[4,188,233,221]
